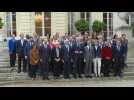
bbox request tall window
[44,12,51,37]
[103,12,113,40]
[12,12,16,36]
[80,12,90,22]
[68,12,74,35]
[6,12,11,37]
[80,12,91,32]
[35,12,42,36]
[131,14,134,37]
[80,12,85,19]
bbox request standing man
[121,34,128,68]
[8,34,17,70]
[16,33,27,73]
[24,35,33,77]
[52,41,63,79]
[84,37,93,78]
[72,37,85,78]
[113,40,124,77]
[62,39,72,79]
[39,37,50,80]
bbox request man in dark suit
[121,34,128,68]
[52,41,63,79]
[69,35,76,75]
[113,40,125,77]
[72,37,85,78]
[8,34,17,70]
[24,35,33,76]
[84,37,94,78]
[16,33,27,73]
[39,37,50,80]
[62,39,72,79]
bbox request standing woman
[101,41,112,77]
[30,44,39,80]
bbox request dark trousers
[28,64,32,77]
[10,53,16,67]
[41,62,49,79]
[73,54,84,77]
[31,65,38,78]
[84,59,92,77]
[63,61,71,78]
[103,59,112,76]
[53,60,61,77]
[18,54,27,72]
[114,58,123,76]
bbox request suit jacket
[62,45,72,62]
[8,39,17,54]
[16,39,27,56]
[92,45,101,58]
[24,41,32,58]
[122,39,128,54]
[84,44,94,61]
[52,47,63,60]
[72,42,85,54]
[39,44,50,63]
[114,45,124,59]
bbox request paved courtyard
[1,77,134,87]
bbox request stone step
[0,58,10,62]
[0,68,12,73]
[126,61,134,64]
[124,69,134,72]
[125,63,134,67]
[123,71,134,76]
[0,64,10,68]
[0,77,12,81]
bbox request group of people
[8,32,128,80]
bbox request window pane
[103,13,107,18]
[80,12,85,19]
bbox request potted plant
[75,19,89,35]
[92,20,105,36]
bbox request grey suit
[84,44,94,77]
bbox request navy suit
[72,42,85,78]
[62,44,72,79]
[8,39,17,67]
[92,45,101,58]
[24,40,33,76]
[39,44,50,79]
[52,47,63,78]
[113,45,124,76]
[122,39,128,66]
[16,39,27,72]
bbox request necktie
[67,45,69,52]
[88,45,90,51]
[118,46,120,51]
[21,40,23,46]
[56,48,59,58]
